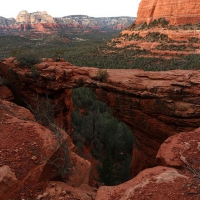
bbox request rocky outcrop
[0,77,14,101]
[0,97,93,199]
[0,11,135,33]
[2,58,200,178]
[96,128,200,200]
[16,10,55,24]
[0,166,18,200]
[1,88,200,199]
[111,0,200,57]
[112,26,200,56]
[96,166,188,200]
[136,0,200,25]
[37,181,96,200]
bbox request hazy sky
[1,0,141,18]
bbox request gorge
[1,57,200,199]
[1,58,200,176]
[1,0,200,199]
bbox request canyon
[0,10,135,33]
[1,0,200,199]
[1,58,200,199]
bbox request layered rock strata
[136,0,200,25]
[96,128,200,199]
[0,11,135,32]
[0,98,93,199]
[111,0,200,57]
[1,58,200,177]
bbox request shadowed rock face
[1,58,200,176]
[136,0,200,25]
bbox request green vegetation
[96,69,109,82]
[71,87,134,185]
[1,30,200,71]
[16,50,41,67]
[129,18,169,31]
[27,95,71,180]
[0,30,120,59]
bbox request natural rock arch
[1,58,200,176]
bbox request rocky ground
[0,82,96,200]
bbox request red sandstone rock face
[96,166,189,200]
[136,0,200,25]
[95,129,200,199]
[0,99,93,199]
[2,92,200,199]
[2,58,200,178]
[111,0,200,57]
[0,76,14,101]
[0,166,18,200]
[0,11,135,33]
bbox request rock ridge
[110,0,200,57]
[0,11,135,33]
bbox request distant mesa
[16,10,55,24]
[0,10,136,33]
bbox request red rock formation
[96,128,200,199]
[0,166,18,200]
[111,0,200,57]
[2,58,200,178]
[37,181,96,200]
[136,0,200,25]
[0,98,93,199]
[96,166,188,200]
[0,77,14,101]
[0,11,134,33]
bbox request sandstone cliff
[0,11,135,33]
[2,58,200,177]
[1,58,200,199]
[0,82,95,199]
[16,10,55,24]
[136,0,200,25]
[110,0,200,57]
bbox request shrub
[27,94,54,126]
[16,50,41,67]
[97,69,109,82]
[27,94,71,180]
[30,66,40,79]
[189,37,199,43]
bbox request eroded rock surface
[0,165,18,200]
[95,128,200,200]
[0,98,93,199]
[1,58,200,177]
[111,0,200,57]
[136,0,200,25]
[0,11,135,32]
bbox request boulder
[0,165,18,200]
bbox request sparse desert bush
[27,94,71,180]
[97,69,109,82]
[27,94,54,126]
[189,37,199,43]
[30,66,40,79]
[16,50,41,67]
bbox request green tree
[98,148,118,186]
